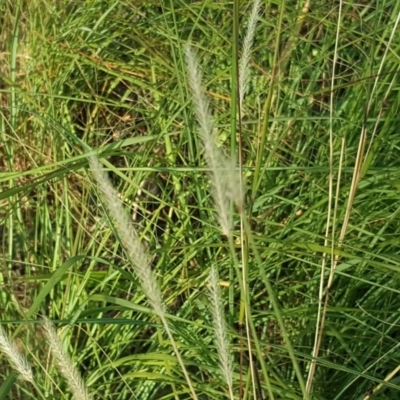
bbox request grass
[1,0,400,399]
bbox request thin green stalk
[227,234,275,399]
[231,0,240,342]
[242,215,308,399]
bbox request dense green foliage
[1,0,400,399]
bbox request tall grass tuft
[42,318,91,400]
[0,325,33,383]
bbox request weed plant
[1,1,400,399]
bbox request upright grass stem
[89,156,198,400]
[237,2,261,397]
[241,215,308,399]
[185,46,243,229]
[208,266,234,399]
[185,42,277,399]
[307,0,341,393]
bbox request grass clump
[1,1,400,400]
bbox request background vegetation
[1,0,400,399]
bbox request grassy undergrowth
[1,0,400,399]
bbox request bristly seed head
[185,45,243,236]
